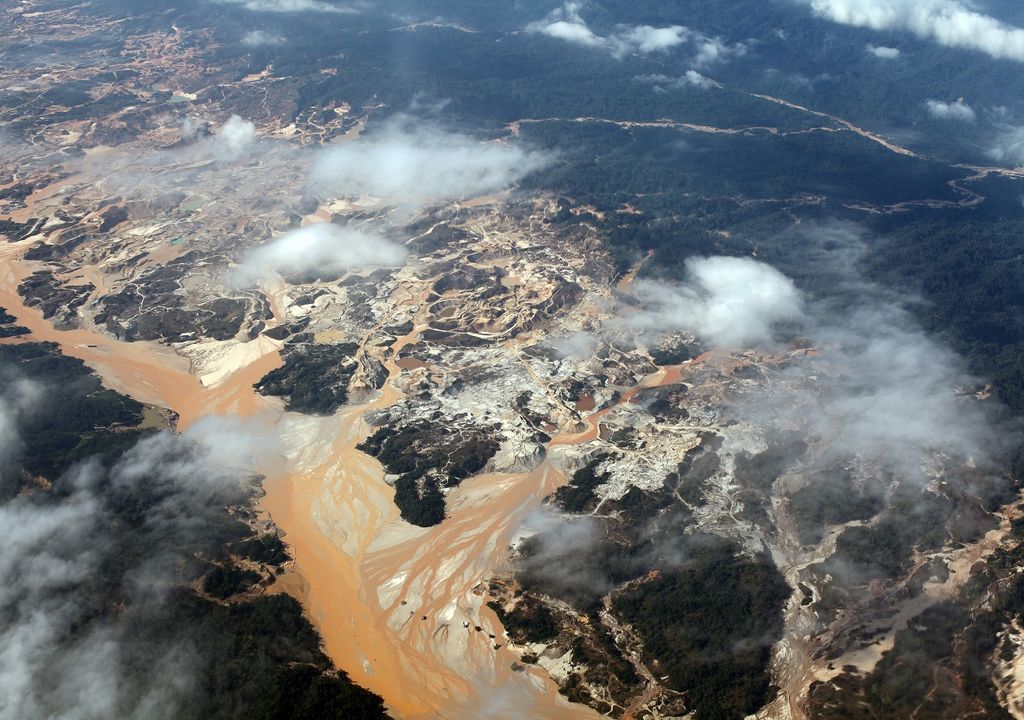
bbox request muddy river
[0,240,616,719]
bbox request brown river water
[0,240,621,719]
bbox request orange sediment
[0,244,280,424]
[0,233,696,718]
[0,241,599,718]
[258,321,605,718]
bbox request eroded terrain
[3,2,1024,720]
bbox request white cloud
[214,0,357,13]
[806,302,992,468]
[747,222,1006,480]
[624,256,804,348]
[176,114,259,162]
[866,43,900,58]
[210,115,257,160]
[803,0,1024,62]
[531,2,605,47]
[310,115,551,204]
[0,379,42,486]
[987,124,1024,166]
[0,419,265,720]
[541,19,604,46]
[241,30,285,46]
[550,331,599,359]
[0,489,108,720]
[925,98,976,122]
[182,415,282,474]
[626,233,1006,484]
[527,2,609,48]
[612,24,690,55]
[526,2,741,62]
[615,238,998,477]
[636,70,719,90]
[232,223,406,286]
[683,69,716,88]
[514,508,608,598]
[692,36,745,67]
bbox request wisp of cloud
[925,98,976,122]
[526,2,744,64]
[625,256,804,348]
[803,0,1024,62]
[0,414,275,720]
[310,115,551,204]
[213,0,358,13]
[232,223,406,287]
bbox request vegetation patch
[0,306,28,337]
[553,456,612,513]
[787,464,887,545]
[613,537,791,720]
[255,342,360,415]
[358,416,500,526]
